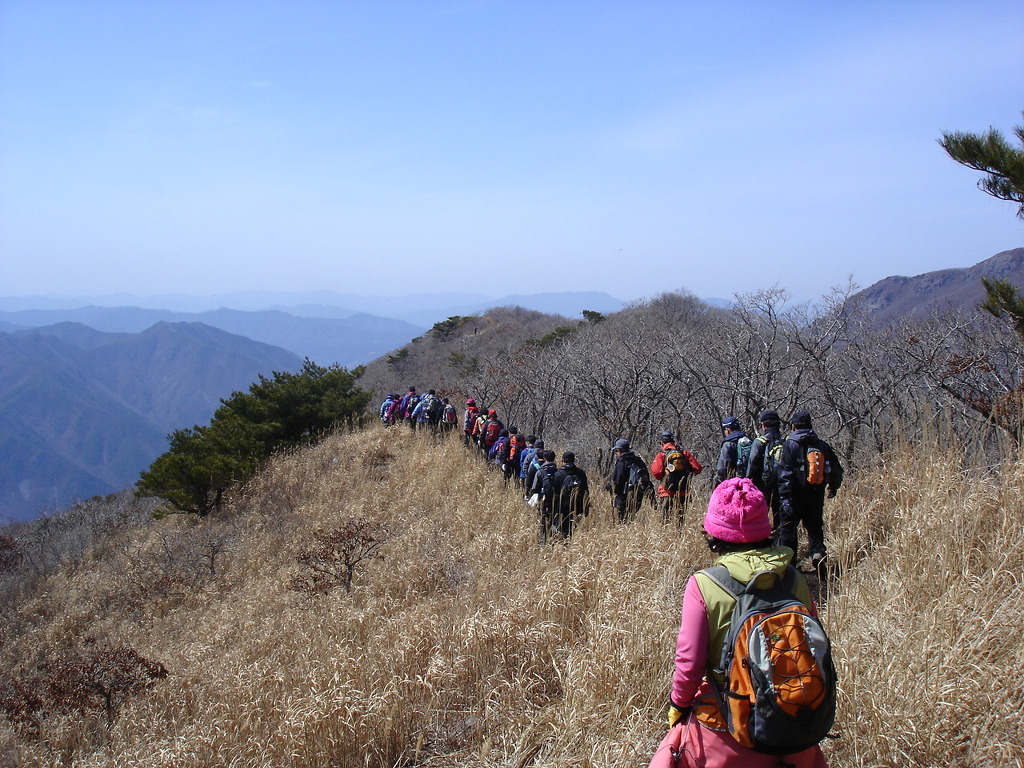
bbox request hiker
[746,409,784,534]
[531,450,560,544]
[417,389,442,431]
[551,451,590,540]
[715,416,752,485]
[463,398,480,445]
[485,428,505,462]
[517,435,539,491]
[650,431,702,524]
[775,411,843,571]
[608,438,652,522]
[665,478,831,767]
[504,427,526,483]
[440,398,458,432]
[399,387,419,429]
[489,428,510,469]
[523,439,545,496]
[379,393,397,426]
[481,410,504,456]
[472,408,489,454]
[410,394,429,429]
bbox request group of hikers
[380,390,843,569]
[379,388,460,433]
[379,388,844,767]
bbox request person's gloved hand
[667,703,691,728]
[826,488,837,499]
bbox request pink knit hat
[703,478,772,544]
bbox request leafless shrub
[1,645,167,746]
[0,675,44,739]
[0,537,19,574]
[287,518,391,594]
[38,646,168,728]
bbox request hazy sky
[1,1,1022,305]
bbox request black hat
[721,416,740,429]
[659,430,674,443]
[790,410,812,428]
[758,409,780,424]
[535,439,545,449]
[562,451,576,464]
[612,438,630,452]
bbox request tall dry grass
[2,425,1022,767]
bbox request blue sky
[1,1,1022,306]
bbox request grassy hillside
[1,426,1021,767]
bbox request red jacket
[650,443,702,498]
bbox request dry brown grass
[1,425,1022,767]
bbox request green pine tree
[137,360,370,516]
[939,112,1024,220]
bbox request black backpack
[625,457,653,497]
[558,470,587,516]
[539,465,559,513]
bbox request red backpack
[484,420,503,447]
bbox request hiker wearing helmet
[662,478,832,767]
[715,416,752,485]
[650,430,702,525]
[608,438,652,522]
[747,409,784,534]
[775,411,843,572]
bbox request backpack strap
[701,564,795,597]
[699,565,743,599]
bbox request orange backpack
[805,446,826,485]
[699,565,836,755]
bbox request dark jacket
[553,463,590,518]
[777,428,843,501]
[716,430,749,484]
[747,427,783,492]
[532,461,560,514]
[611,451,647,496]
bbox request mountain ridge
[0,322,303,523]
[850,247,1024,321]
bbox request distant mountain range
[0,307,425,369]
[0,291,627,331]
[850,247,1024,322]
[0,322,302,523]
